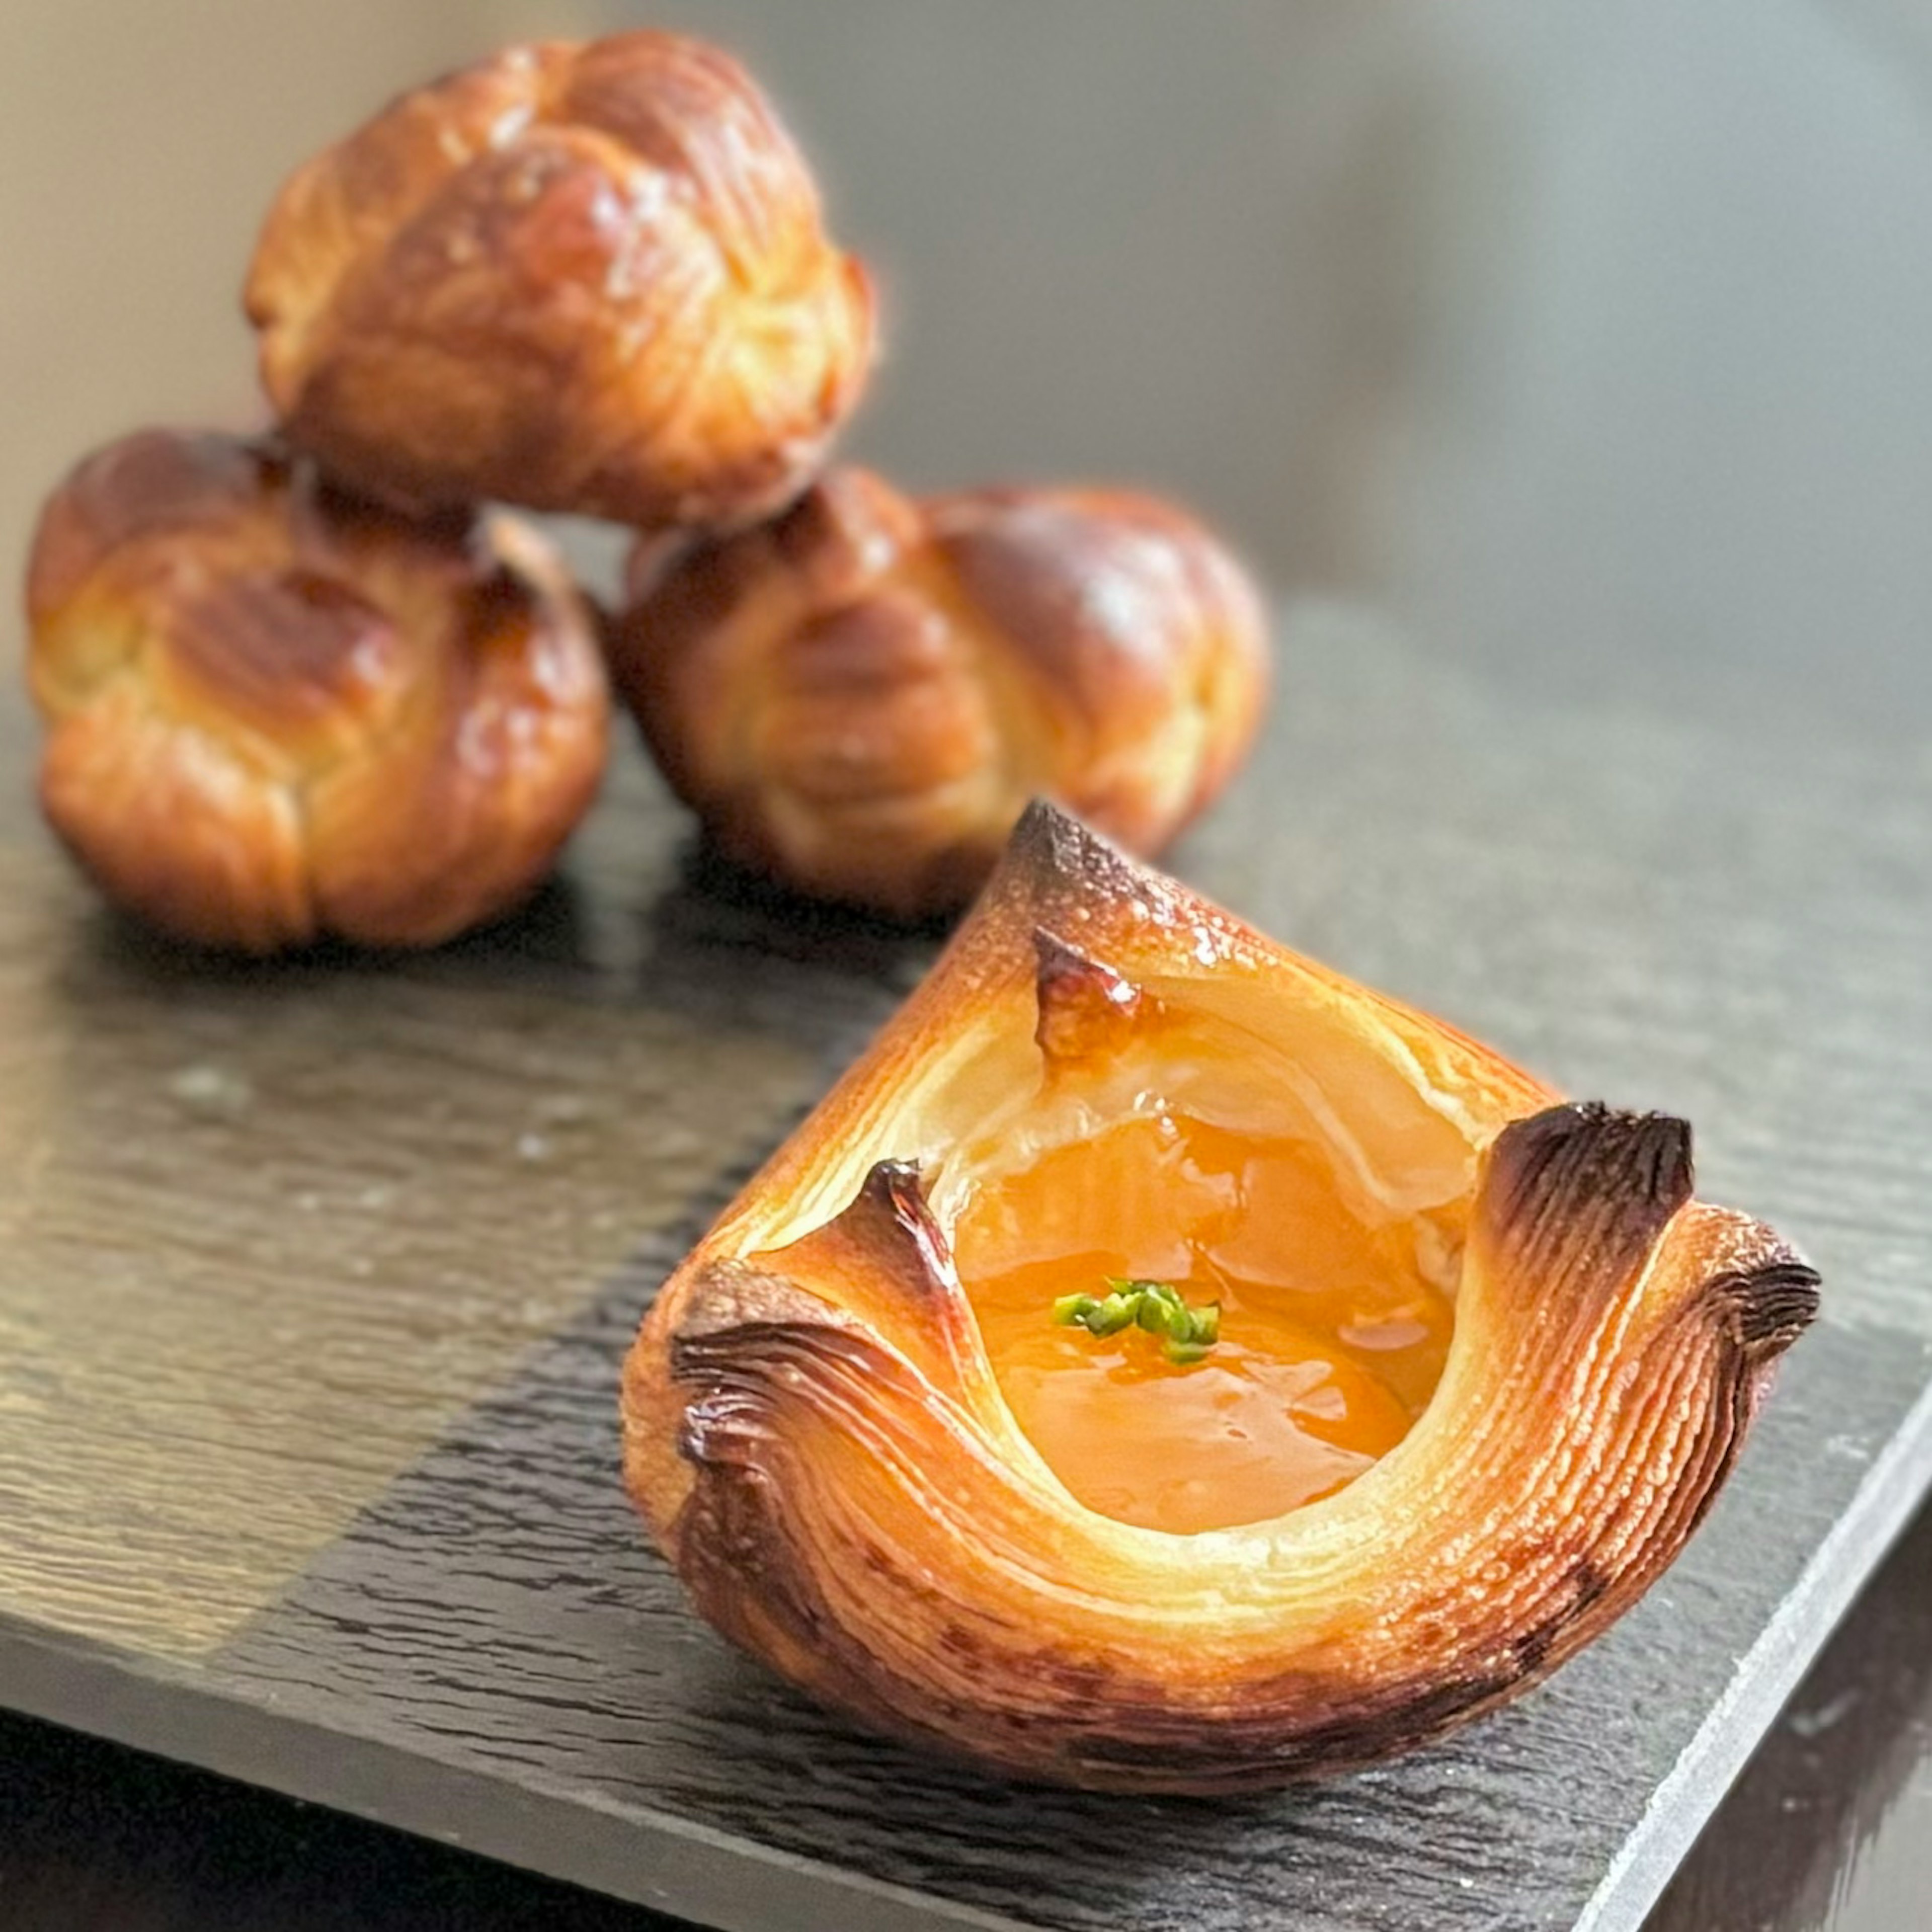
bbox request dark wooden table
[6,6,1932,1930]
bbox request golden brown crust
[621,802,1817,1792]
[245,31,875,528]
[607,469,1270,917]
[25,428,609,952]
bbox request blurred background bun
[246,30,875,531]
[27,428,610,951]
[609,466,1268,917]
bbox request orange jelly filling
[952,1108,1453,1536]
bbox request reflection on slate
[0,755,823,1657]
[1652,1494,1932,1931]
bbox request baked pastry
[623,801,1818,1791]
[607,468,1269,917]
[245,31,875,529]
[25,428,609,952]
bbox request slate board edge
[0,1620,1031,1932]
[1580,1369,1932,1932]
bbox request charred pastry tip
[1493,1102,1697,1212]
[975,799,1190,945]
[999,799,1084,899]
[850,1159,959,1291]
[666,1259,826,1355]
[858,1157,932,1235]
[1032,926,1143,1062]
[1003,798,1138,900]
[1482,1102,1695,1266]
[1713,1254,1822,1358]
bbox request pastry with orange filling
[954,1108,1451,1534]
[624,802,1817,1792]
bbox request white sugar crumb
[167,1064,253,1120]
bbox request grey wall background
[8,1,1932,744]
[595,0,1932,743]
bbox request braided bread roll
[608,468,1269,918]
[26,429,609,952]
[246,31,875,529]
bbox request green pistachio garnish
[1052,1277,1221,1365]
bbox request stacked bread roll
[24,29,1266,948]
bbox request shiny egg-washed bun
[246,31,876,530]
[26,428,609,952]
[607,467,1270,919]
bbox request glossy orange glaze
[952,1109,1453,1534]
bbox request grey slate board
[3,601,1930,1932]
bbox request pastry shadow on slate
[668,1613,1326,1839]
[1650,1492,1932,1932]
[52,871,599,995]
[627,831,953,1042]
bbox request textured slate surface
[2,601,1930,1932]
